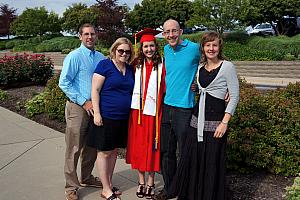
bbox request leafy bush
[25,92,47,117]
[44,73,67,121]
[284,175,300,200]
[5,39,24,49]
[224,41,285,61]
[0,53,54,87]
[35,37,80,52]
[25,73,67,121]
[61,48,72,54]
[227,81,300,176]
[0,89,8,100]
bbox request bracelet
[221,120,228,125]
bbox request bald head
[163,19,180,31]
[162,19,182,48]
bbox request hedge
[227,80,300,176]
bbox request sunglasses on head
[117,49,131,55]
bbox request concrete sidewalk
[0,106,165,200]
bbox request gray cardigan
[196,60,240,142]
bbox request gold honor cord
[138,62,145,125]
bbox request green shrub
[44,74,67,121]
[13,43,37,52]
[25,74,67,121]
[0,89,8,100]
[224,42,285,61]
[35,37,80,52]
[61,48,72,54]
[5,39,24,49]
[25,92,47,117]
[0,41,6,50]
[227,81,300,176]
[0,53,54,87]
[284,175,300,200]
[223,31,250,44]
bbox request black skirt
[87,117,128,151]
[168,124,228,200]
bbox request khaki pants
[64,101,97,191]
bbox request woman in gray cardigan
[168,31,240,200]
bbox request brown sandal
[136,182,145,198]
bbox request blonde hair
[109,37,135,63]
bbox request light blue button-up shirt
[59,43,105,106]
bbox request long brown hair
[135,40,162,70]
[200,31,226,63]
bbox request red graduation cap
[135,28,161,43]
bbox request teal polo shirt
[164,39,200,108]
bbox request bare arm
[91,73,105,126]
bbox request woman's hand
[213,122,228,138]
[190,83,199,92]
[93,113,103,126]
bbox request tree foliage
[188,0,250,33]
[10,7,61,37]
[62,3,97,34]
[93,0,129,45]
[0,4,17,38]
[125,0,193,32]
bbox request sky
[0,0,142,16]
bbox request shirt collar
[167,39,189,51]
[80,43,95,57]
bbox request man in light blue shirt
[155,19,200,200]
[59,23,105,200]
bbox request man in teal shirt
[155,19,200,200]
[59,23,105,200]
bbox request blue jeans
[160,103,193,195]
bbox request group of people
[59,19,240,200]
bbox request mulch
[0,85,295,200]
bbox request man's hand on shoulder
[83,100,93,116]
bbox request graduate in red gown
[126,28,165,199]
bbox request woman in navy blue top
[88,37,134,200]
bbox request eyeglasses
[117,49,131,55]
[163,29,179,36]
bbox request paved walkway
[0,106,166,200]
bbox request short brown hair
[79,23,96,35]
[109,37,135,63]
[200,31,226,63]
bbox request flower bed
[0,53,54,88]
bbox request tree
[0,4,17,39]
[126,0,193,33]
[62,3,98,34]
[93,0,129,45]
[244,0,300,35]
[188,0,250,33]
[165,0,193,28]
[126,0,167,32]
[10,7,61,37]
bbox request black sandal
[112,186,122,196]
[101,193,119,200]
[136,182,145,198]
[145,184,155,199]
